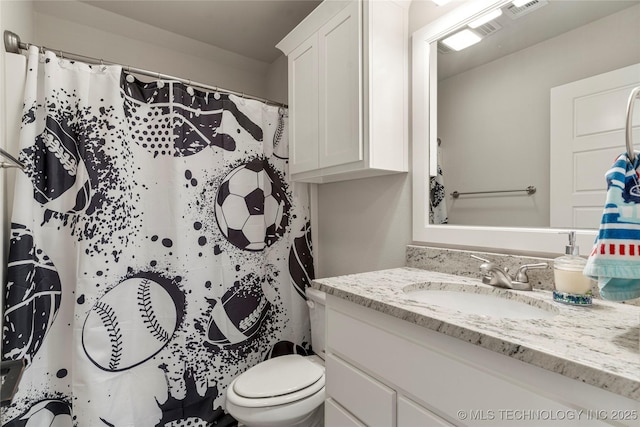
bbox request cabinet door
[289,34,319,174]
[318,0,362,169]
[398,395,454,427]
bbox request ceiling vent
[506,0,548,20]
[472,21,502,38]
[437,42,454,54]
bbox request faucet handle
[514,262,548,283]
[470,255,495,274]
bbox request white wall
[316,174,412,277]
[30,1,270,98]
[265,55,288,105]
[311,1,457,278]
[438,4,640,227]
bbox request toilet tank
[305,287,326,360]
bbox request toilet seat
[227,355,325,408]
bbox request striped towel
[583,152,640,301]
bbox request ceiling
[438,0,640,79]
[81,0,322,64]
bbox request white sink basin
[402,287,557,320]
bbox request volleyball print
[82,273,183,371]
[214,157,291,251]
[2,224,62,365]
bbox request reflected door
[550,63,640,228]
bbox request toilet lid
[233,355,324,399]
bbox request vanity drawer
[327,306,615,426]
[325,398,366,427]
[326,353,395,427]
[397,395,454,427]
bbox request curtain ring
[59,50,64,60]
[157,72,161,79]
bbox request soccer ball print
[214,157,291,251]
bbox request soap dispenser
[553,231,593,305]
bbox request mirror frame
[411,0,597,256]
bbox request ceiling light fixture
[468,9,503,28]
[441,29,482,51]
[432,0,452,6]
[512,0,531,7]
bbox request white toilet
[225,288,326,427]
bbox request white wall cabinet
[277,0,408,183]
[325,295,639,426]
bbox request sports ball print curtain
[1,46,315,426]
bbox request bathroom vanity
[313,266,640,426]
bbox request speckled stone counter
[312,267,640,401]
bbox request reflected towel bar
[626,86,640,164]
[451,186,536,199]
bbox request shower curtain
[1,47,315,426]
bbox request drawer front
[398,395,455,427]
[326,353,395,427]
[327,308,613,426]
[326,398,366,427]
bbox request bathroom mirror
[412,0,640,255]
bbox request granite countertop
[312,267,640,401]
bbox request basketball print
[206,276,271,347]
[82,273,183,371]
[214,157,290,251]
[2,224,62,365]
[22,116,92,214]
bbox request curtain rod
[3,30,288,109]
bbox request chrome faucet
[471,255,548,291]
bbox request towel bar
[451,186,536,198]
[0,147,24,170]
[626,86,640,163]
